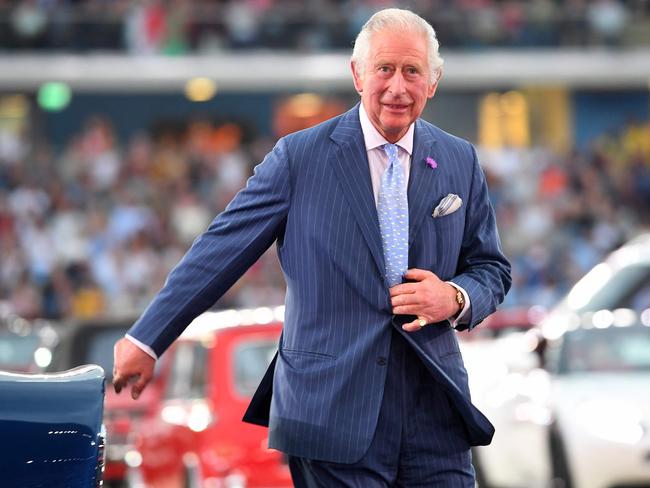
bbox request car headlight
[575,400,644,445]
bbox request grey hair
[351,8,444,84]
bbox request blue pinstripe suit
[128,104,511,466]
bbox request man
[114,8,511,487]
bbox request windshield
[558,325,650,374]
[0,332,39,370]
[577,263,650,313]
[233,339,277,397]
[83,327,130,383]
[59,325,131,383]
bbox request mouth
[382,103,410,113]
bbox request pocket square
[432,193,462,218]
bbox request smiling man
[114,8,511,487]
[351,24,437,144]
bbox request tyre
[183,464,202,488]
[549,428,573,488]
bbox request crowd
[0,116,285,319]
[1,0,649,53]
[482,120,650,309]
[1,105,649,321]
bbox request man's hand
[113,338,156,400]
[390,268,459,332]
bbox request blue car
[0,365,105,487]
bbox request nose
[388,71,406,95]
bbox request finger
[391,293,421,308]
[113,373,126,394]
[131,373,150,400]
[403,268,435,282]
[392,305,423,316]
[389,282,418,297]
[402,318,424,332]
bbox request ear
[427,71,441,98]
[351,61,364,94]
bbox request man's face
[352,29,438,143]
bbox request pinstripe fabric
[289,329,475,487]
[128,104,511,464]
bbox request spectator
[1,107,649,319]
[0,0,648,51]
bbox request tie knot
[383,143,399,162]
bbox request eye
[378,66,391,73]
[405,67,419,76]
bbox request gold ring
[417,317,427,328]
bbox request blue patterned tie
[378,143,409,286]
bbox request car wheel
[183,465,202,488]
[549,428,573,488]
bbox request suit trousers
[288,327,475,487]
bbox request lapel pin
[425,157,438,169]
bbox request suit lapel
[329,106,385,278]
[408,121,439,247]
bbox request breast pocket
[424,209,465,275]
[431,207,464,231]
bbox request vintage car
[48,318,167,488]
[128,307,292,488]
[0,364,106,487]
[541,309,650,488]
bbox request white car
[542,311,650,488]
[464,335,551,488]
[469,233,650,488]
[547,233,650,321]
[460,308,551,488]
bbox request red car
[130,308,292,488]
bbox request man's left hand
[390,268,459,332]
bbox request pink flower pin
[425,157,437,169]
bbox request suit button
[376,356,387,366]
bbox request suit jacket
[128,104,511,464]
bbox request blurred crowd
[0,116,286,319]
[1,108,649,320]
[483,119,650,309]
[1,0,650,53]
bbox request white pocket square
[432,193,462,218]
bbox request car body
[542,311,650,488]
[130,307,292,488]
[48,318,167,487]
[0,364,105,487]
[545,232,650,324]
[460,307,551,488]
[468,233,650,488]
[534,233,650,487]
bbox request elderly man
[114,8,511,487]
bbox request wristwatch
[450,283,465,313]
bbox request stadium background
[0,0,649,326]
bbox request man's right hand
[113,337,156,400]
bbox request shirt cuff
[446,282,471,329]
[125,334,158,360]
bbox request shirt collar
[359,103,414,156]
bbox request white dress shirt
[358,104,470,327]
